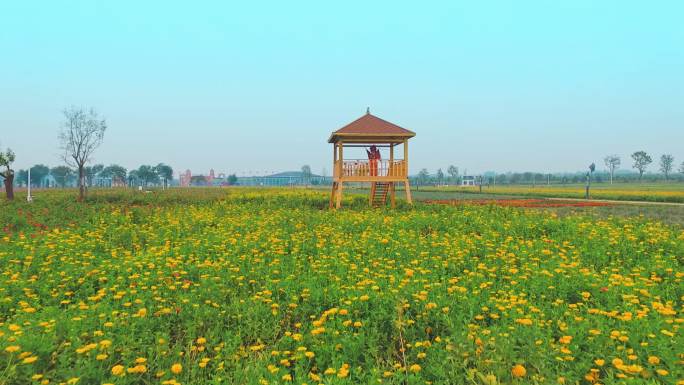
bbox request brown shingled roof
[328,112,415,143]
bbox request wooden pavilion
[329,110,415,209]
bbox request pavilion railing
[334,159,406,178]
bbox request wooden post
[389,143,394,176]
[336,181,343,208]
[404,180,412,204]
[329,182,336,208]
[403,140,408,177]
[338,142,343,179]
[389,144,396,205]
[336,143,344,208]
[369,182,375,206]
[403,140,412,204]
[390,182,396,208]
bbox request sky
[1,0,683,177]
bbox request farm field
[417,183,684,203]
[1,189,683,385]
[340,187,684,226]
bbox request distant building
[179,170,192,187]
[461,175,479,186]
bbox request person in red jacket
[367,145,380,176]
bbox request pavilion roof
[328,112,415,143]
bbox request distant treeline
[412,152,684,186]
[10,163,175,188]
[410,170,684,187]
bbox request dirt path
[545,197,684,206]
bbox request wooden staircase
[370,182,391,208]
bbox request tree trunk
[585,173,590,199]
[78,166,85,201]
[4,173,14,200]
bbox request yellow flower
[127,364,147,374]
[305,351,315,358]
[511,364,526,378]
[594,359,605,366]
[4,345,20,353]
[281,374,292,381]
[196,337,207,345]
[22,356,38,364]
[409,364,421,373]
[171,363,182,374]
[111,365,125,376]
[647,356,660,365]
[359,295,370,301]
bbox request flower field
[1,189,682,385]
[426,184,684,203]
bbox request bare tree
[603,155,620,184]
[631,151,652,182]
[59,107,107,201]
[659,154,674,180]
[0,147,16,200]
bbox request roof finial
[366,107,370,115]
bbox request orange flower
[511,364,526,378]
[171,363,182,374]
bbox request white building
[461,175,479,186]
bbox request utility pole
[27,167,33,202]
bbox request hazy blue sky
[1,0,682,176]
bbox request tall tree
[585,163,595,199]
[631,151,652,181]
[227,174,238,185]
[447,165,459,184]
[659,154,674,180]
[301,165,312,186]
[59,106,107,200]
[417,168,430,188]
[85,164,104,186]
[51,166,73,187]
[155,163,173,188]
[30,164,50,188]
[101,164,127,186]
[15,169,28,187]
[680,161,684,176]
[603,155,620,185]
[127,170,140,187]
[436,168,445,186]
[137,165,159,186]
[0,148,16,200]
